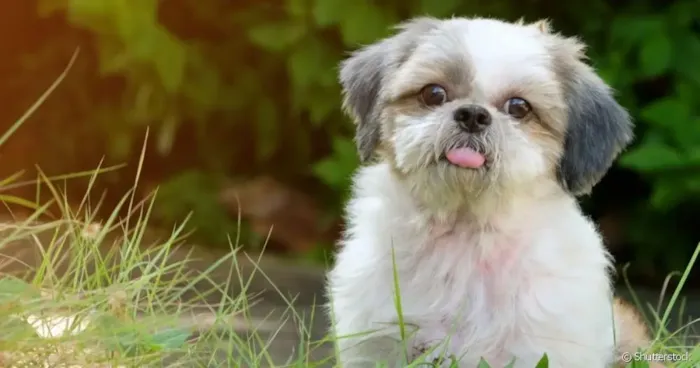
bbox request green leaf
[649,174,700,211]
[0,195,39,212]
[639,98,700,149]
[640,98,691,128]
[686,144,700,164]
[595,48,631,88]
[96,39,133,75]
[610,16,664,46]
[619,142,686,172]
[0,276,39,304]
[448,356,459,368]
[312,158,347,187]
[152,29,187,93]
[688,346,700,365]
[122,0,158,24]
[123,25,187,93]
[675,118,700,151]
[285,0,307,17]
[111,0,143,39]
[477,357,492,368]
[313,137,359,189]
[316,63,339,88]
[629,354,650,368]
[673,34,700,85]
[339,3,392,45]
[332,136,359,166]
[309,90,338,125]
[535,353,549,368]
[186,56,221,111]
[65,0,118,33]
[150,327,191,350]
[248,22,307,52]
[67,0,109,20]
[638,32,672,77]
[288,40,325,89]
[312,0,346,26]
[666,1,699,27]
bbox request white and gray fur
[339,17,632,196]
[327,16,649,368]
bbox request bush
[2,0,697,281]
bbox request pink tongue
[445,147,485,168]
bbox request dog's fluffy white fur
[327,17,654,368]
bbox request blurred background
[0,0,698,290]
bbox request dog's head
[339,17,633,206]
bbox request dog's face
[339,17,633,204]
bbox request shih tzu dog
[326,17,659,368]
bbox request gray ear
[339,17,440,163]
[557,67,634,196]
[339,44,387,163]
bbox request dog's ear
[339,44,387,163]
[339,17,440,163]
[557,58,634,196]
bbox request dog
[326,17,659,368]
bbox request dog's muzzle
[442,105,491,169]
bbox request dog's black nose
[453,105,492,133]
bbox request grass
[0,126,334,367]
[0,170,331,367]
[2,175,697,368]
[0,51,331,367]
[618,245,700,368]
[0,50,697,368]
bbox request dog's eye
[504,97,531,119]
[419,84,448,107]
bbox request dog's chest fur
[395,219,550,365]
[329,164,617,367]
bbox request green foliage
[94,314,190,357]
[0,277,42,341]
[475,354,546,368]
[151,171,241,245]
[312,137,358,192]
[628,356,651,368]
[535,354,549,368]
[0,276,181,358]
[601,0,700,271]
[22,0,700,276]
[0,276,41,305]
